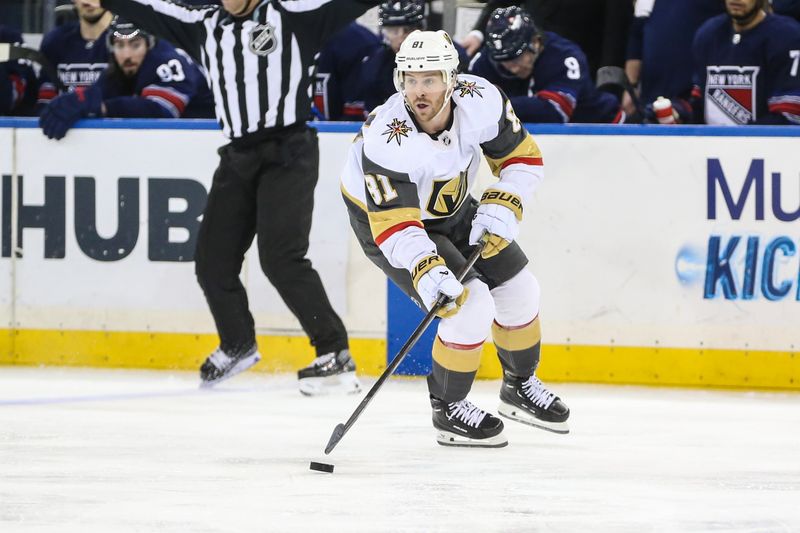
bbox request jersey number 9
[564,57,580,80]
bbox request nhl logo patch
[249,23,277,56]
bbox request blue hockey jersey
[96,40,213,119]
[627,0,723,106]
[693,13,800,125]
[313,22,381,121]
[37,22,109,104]
[469,31,622,123]
[1,25,37,116]
[357,40,469,113]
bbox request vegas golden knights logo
[426,170,469,217]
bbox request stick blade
[324,423,346,455]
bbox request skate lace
[312,353,336,367]
[521,375,556,410]
[209,349,232,370]
[447,399,487,428]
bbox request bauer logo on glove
[469,186,524,259]
[479,188,523,220]
[411,254,469,318]
[411,254,447,280]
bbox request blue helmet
[378,0,425,28]
[484,6,539,62]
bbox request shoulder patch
[455,79,484,98]
[382,118,412,146]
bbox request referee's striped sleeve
[101,0,213,61]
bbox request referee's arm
[99,0,212,61]
[280,0,384,46]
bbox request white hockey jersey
[340,73,544,272]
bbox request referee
[91,0,380,392]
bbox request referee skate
[297,349,361,396]
[199,345,261,388]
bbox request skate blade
[298,371,361,397]
[498,401,570,434]
[199,353,261,389]
[435,430,508,448]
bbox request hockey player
[37,0,113,106]
[340,30,570,447]
[313,22,381,121]
[459,0,632,79]
[692,0,800,125]
[40,17,214,140]
[469,6,624,124]
[358,0,468,113]
[0,25,38,116]
[624,0,723,123]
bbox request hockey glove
[411,254,469,318]
[40,85,103,140]
[469,185,523,259]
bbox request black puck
[309,461,334,473]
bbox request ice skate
[498,372,570,434]
[199,344,261,388]
[431,396,508,448]
[298,349,361,396]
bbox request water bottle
[653,96,676,124]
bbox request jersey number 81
[365,174,398,205]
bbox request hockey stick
[0,43,66,92]
[324,238,487,455]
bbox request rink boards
[0,118,798,389]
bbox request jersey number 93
[157,59,186,83]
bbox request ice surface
[1,367,798,532]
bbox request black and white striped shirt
[102,0,379,139]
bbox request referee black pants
[195,125,349,357]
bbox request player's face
[382,26,415,54]
[222,0,260,17]
[500,49,536,80]
[725,0,761,21]
[73,0,107,24]
[112,36,148,77]
[403,71,449,123]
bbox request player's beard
[81,9,107,25]
[411,98,432,120]
[727,2,762,25]
[121,61,138,77]
[108,60,137,92]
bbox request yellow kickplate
[2,328,797,390]
[0,328,386,376]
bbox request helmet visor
[398,71,448,93]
